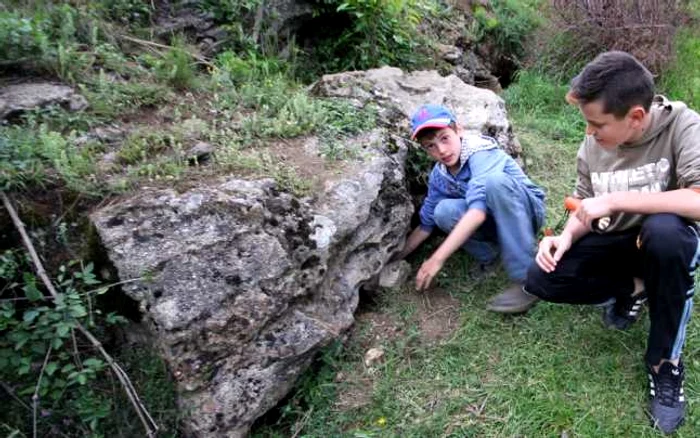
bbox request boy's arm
[416,208,486,290]
[537,143,592,273]
[577,189,700,225]
[393,226,431,261]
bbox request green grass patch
[659,28,700,111]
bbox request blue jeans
[433,172,545,282]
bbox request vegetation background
[1,0,699,437]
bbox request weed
[117,130,179,165]
[82,70,172,119]
[0,253,126,435]
[0,123,100,194]
[150,37,200,90]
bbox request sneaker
[602,290,647,330]
[486,283,538,314]
[648,361,686,434]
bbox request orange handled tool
[564,196,611,231]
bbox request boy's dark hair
[415,122,458,144]
[569,51,654,118]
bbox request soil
[334,286,461,412]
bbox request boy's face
[419,127,462,169]
[578,100,642,149]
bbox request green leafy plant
[0,251,127,435]
[300,0,434,78]
[0,123,100,193]
[151,39,199,90]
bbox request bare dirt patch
[333,287,462,413]
[408,286,462,345]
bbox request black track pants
[525,213,699,365]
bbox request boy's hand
[536,232,573,273]
[416,257,444,291]
[575,196,614,229]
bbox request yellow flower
[375,417,387,426]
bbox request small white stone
[364,347,385,367]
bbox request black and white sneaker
[648,360,686,434]
[602,290,647,330]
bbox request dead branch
[1,192,158,437]
[32,346,52,438]
[117,34,215,69]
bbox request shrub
[472,0,543,63]
[528,0,682,77]
[0,4,99,82]
[0,253,125,435]
[298,0,435,78]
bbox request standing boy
[525,51,700,433]
[396,104,546,313]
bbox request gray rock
[0,83,89,120]
[91,131,413,437]
[91,67,522,437]
[311,66,521,157]
[186,141,215,164]
[378,260,412,289]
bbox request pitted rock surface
[91,133,412,437]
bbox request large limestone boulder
[91,130,413,437]
[91,67,517,437]
[311,66,521,158]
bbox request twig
[290,406,314,438]
[1,192,158,437]
[32,345,52,438]
[0,278,143,302]
[117,34,215,68]
[1,381,32,411]
[71,328,82,370]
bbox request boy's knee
[641,214,689,255]
[524,263,552,300]
[483,172,512,193]
[524,263,574,303]
[433,199,462,232]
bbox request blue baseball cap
[410,104,456,140]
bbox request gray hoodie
[574,95,700,232]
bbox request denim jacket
[419,134,546,231]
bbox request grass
[250,71,700,437]
[659,28,700,111]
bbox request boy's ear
[627,105,647,127]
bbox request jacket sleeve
[674,110,700,189]
[418,167,444,232]
[464,149,506,212]
[573,141,594,198]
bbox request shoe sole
[486,300,538,314]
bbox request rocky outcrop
[91,67,517,437]
[0,83,88,120]
[311,66,521,158]
[91,130,413,437]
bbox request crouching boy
[396,104,546,313]
[525,51,700,434]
